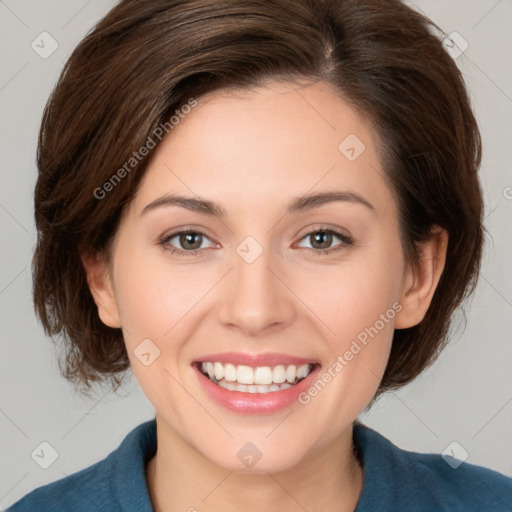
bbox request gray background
[1,0,511,508]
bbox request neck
[146,416,363,512]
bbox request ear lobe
[81,251,122,329]
[394,227,449,329]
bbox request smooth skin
[83,79,448,512]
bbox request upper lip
[192,352,320,367]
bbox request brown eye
[297,229,353,254]
[160,229,214,256]
[178,231,203,250]
[310,231,333,250]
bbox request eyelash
[158,227,354,257]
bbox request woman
[7,0,511,510]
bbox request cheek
[112,251,206,344]
[293,261,401,427]
[295,250,403,337]
[291,242,404,401]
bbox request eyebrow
[140,190,375,217]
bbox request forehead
[131,80,391,218]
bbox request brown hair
[33,0,483,398]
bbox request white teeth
[254,366,273,385]
[286,365,297,383]
[224,363,237,382]
[272,365,287,384]
[297,364,310,379]
[217,380,293,393]
[214,362,224,380]
[200,361,314,389]
[237,365,254,384]
[218,381,237,391]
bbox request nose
[217,242,296,337]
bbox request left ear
[81,250,122,329]
[394,226,449,329]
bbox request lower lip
[193,363,321,414]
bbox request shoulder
[354,422,512,511]
[5,419,156,512]
[401,445,512,511]
[5,457,113,512]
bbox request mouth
[194,361,319,394]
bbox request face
[85,80,444,473]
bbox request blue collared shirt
[6,418,512,511]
